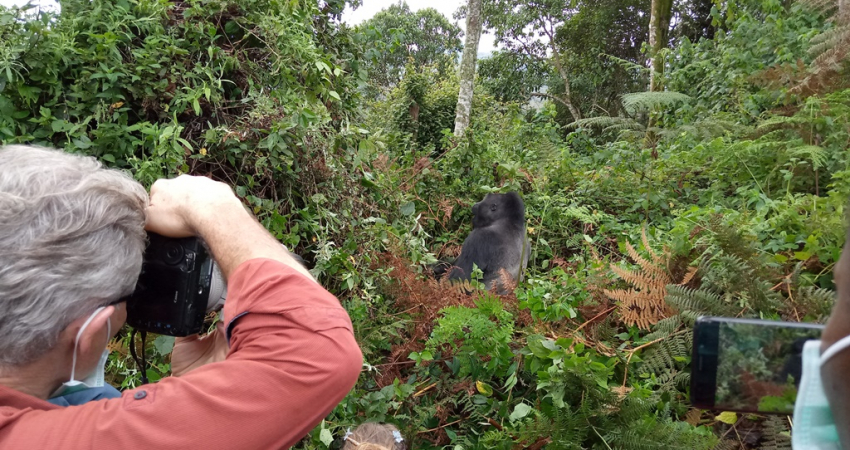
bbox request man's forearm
[191,200,310,281]
[145,175,313,282]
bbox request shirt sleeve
[0,259,363,450]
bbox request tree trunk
[648,0,674,92]
[454,0,483,139]
[549,45,582,122]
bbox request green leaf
[72,136,92,149]
[400,201,415,216]
[716,411,737,424]
[315,61,331,73]
[319,427,333,448]
[145,368,162,382]
[224,20,239,35]
[445,428,457,441]
[510,403,532,422]
[50,119,66,133]
[152,335,175,355]
[503,372,517,391]
[475,380,494,397]
[328,90,341,101]
[359,177,378,189]
[794,251,812,261]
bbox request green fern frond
[812,45,848,67]
[674,118,746,139]
[567,115,644,131]
[621,91,691,114]
[788,145,828,169]
[534,138,562,169]
[619,129,651,141]
[712,439,741,450]
[600,53,651,73]
[794,286,836,321]
[756,114,803,131]
[644,316,680,341]
[560,203,610,225]
[808,25,850,55]
[666,285,736,321]
[798,286,836,305]
[799,0,839,12]
[760,416,792,450]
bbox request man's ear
[75,306,116,355]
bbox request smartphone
[691,316,824,414]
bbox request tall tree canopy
[555,0,650,118]
[477,0,651,123]
[481,0,584,121]
[357,1,462,93]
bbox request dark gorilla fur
[440,192,530,294]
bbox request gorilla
[774,338,808,387]
[438,192,530,294]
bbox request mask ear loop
[821,334,850,364]
[104,314,112,352]
[69,306,107,382]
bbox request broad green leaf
[72,137,92,149]
[794,251,812,261]
[319,427,333,447]
[717,411,737,424]
[400,201,415,216]
[152,335,175,355]
[476,380,494,397]
[510,403,533,422]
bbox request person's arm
[821,240,850,447]
[0,176,362,449]
[144,175,312,281]
[821,295,850,446]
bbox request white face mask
[792,337,850,449]
[50,306,112,398]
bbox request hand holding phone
[691,316,824,414]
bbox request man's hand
[145,174,314,281]
[145,175,241,238]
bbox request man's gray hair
[0,145,148,366]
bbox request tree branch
[530,91,572,109]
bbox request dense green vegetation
[2,0,848,447]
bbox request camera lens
[162,242,184,265]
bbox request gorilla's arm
[447,229,496,281]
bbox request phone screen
[691,317,824,414]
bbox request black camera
[125,232,226,336]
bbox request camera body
[126,232,222,336]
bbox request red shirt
[0,259,362,449]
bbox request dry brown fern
[604,228,698,330]
[793,0,850,94]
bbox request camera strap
[129,329,150,385]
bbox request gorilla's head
[471,192,525,229]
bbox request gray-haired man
[0,145,361,448]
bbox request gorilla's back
[449,192,529,294]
